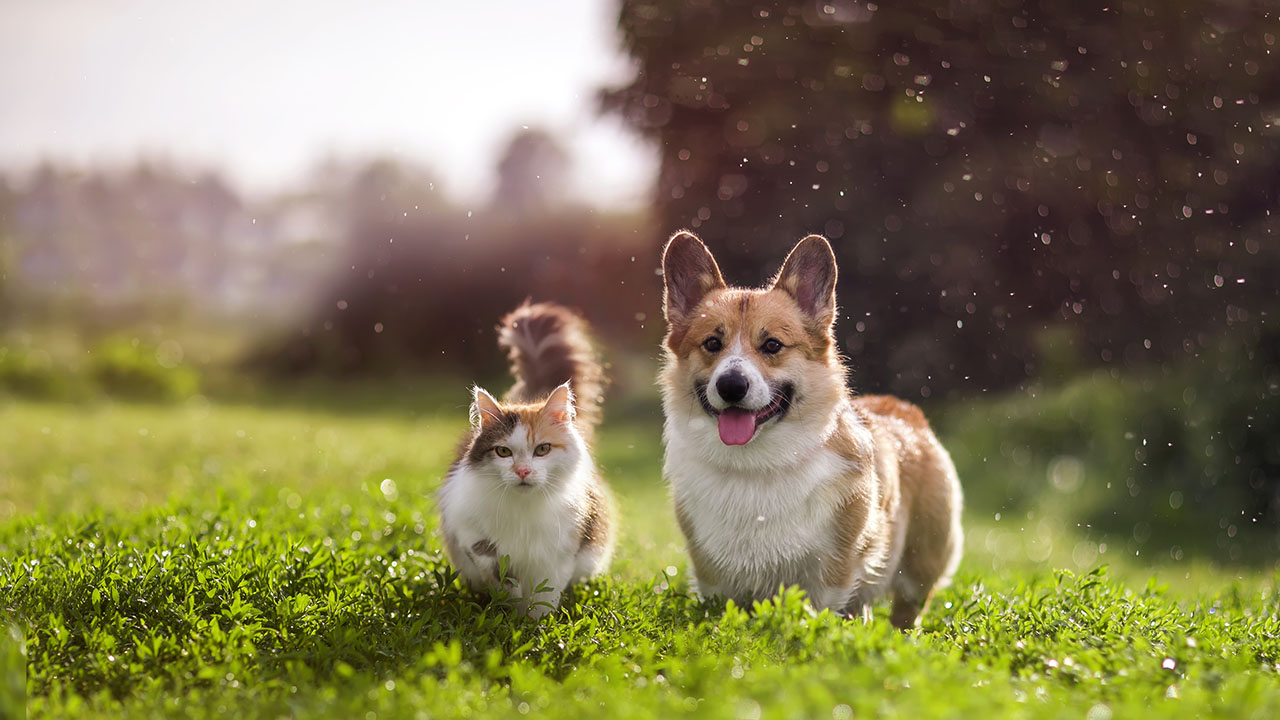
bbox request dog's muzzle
[695,382,795,446]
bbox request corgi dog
[438,302,614,619]
[659,232,963,628]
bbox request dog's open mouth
[696,383,795,446]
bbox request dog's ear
[771,235,837,328]
[662,230,725,324]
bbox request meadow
[1,387,1278,719]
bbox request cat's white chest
[439,468,579,572]
[445,474,576,550]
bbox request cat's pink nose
[514,466,532,480]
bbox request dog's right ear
[772,234,837,330]
[662,230,725,324]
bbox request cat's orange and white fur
[438,302,614,619]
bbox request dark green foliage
[0,337,198,401]
[605,0,1280,397]
[0,620,24,720]
[942,329,1280,560]
[89,337,199,401]
[0,346,85,399]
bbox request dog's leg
[891,497,962,629]
[692,579,729,602]
[842,597,872,624]
[676,508,732,603]
[890,431,964,630]
[889,592,924,629]
[836,580,874,623]
[810,583,855,615]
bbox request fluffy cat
[437,301,614,619]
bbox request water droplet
[380,478,398,500]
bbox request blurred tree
[184,171,241,301]
[604,0,1280,397]
[249,153,656,380]
[0,174,13,326]
[491,128,572,215]
[343,158,443,237]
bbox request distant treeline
[0,135,662,386]
[0,161,337,328]
[247,206,659,381]
[241,138,662,383]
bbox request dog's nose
[715,371,750,404]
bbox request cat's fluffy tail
[497,301,606,439]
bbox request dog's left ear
[771,235,837,328]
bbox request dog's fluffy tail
[497,301,606,439]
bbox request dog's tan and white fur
[660,231,963,628]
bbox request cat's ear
[470,387,504,430]
[541,382,576,425]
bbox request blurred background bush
[1,0,1276,562]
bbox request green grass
[2,395,1279,718]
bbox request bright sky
[0,0,657,207]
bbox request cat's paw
[522,595,561,620]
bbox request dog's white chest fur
[665,419,859,604]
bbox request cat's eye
[494,446,512,458]
[761,338,783,355]
[534,443,552,457]
[702,336,722,353]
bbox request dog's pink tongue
[718,408,757,446]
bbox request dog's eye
[494,446,512,458]
[534,443,551,457]
[702,336,722,353]
[761,338,783,355]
